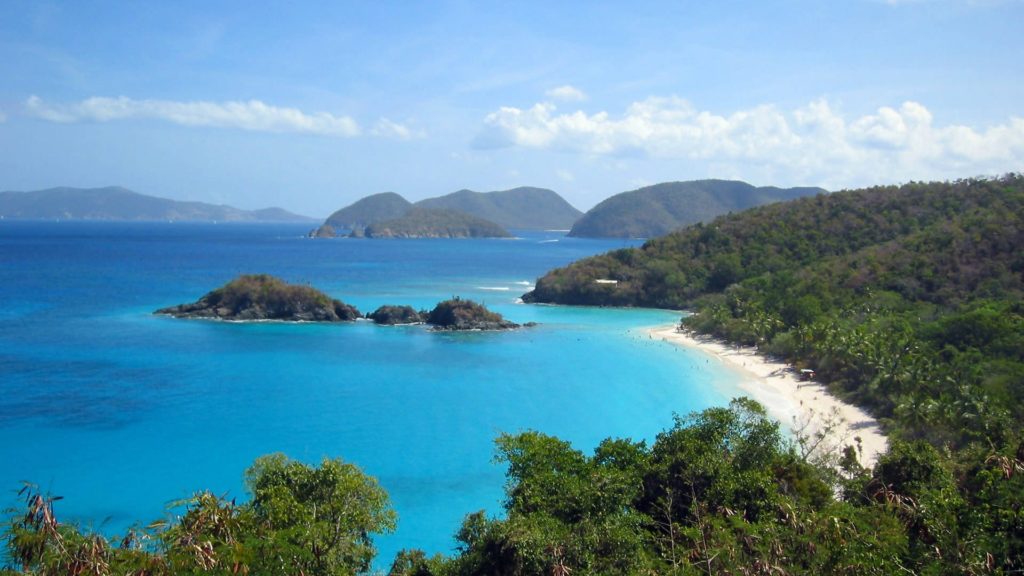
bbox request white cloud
[556,169,575,182]
[371,118,426,140]
[545,85,588,102]
[25,95,361,136]
[476,97,1024,188]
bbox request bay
[0,221,736,568]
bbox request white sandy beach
[648,325,888,467]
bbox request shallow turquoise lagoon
[0,222,737,568]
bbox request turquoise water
[0,222,735,568]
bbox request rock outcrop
[425,298,526,331]
[367,305,426,325]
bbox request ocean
[0,221,737,568]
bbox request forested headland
[526,175,1023,446]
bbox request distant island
[311,186,580,238]
[567,179,826,238]
[415,187,582,230]
[311,180,826,239]
[155,274,361,321]
[0,186,316,223]
[316,192,413,234]
[357,208,511,238]
[424,297,526,330]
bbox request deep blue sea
[0,221,737,569]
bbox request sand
[648,325,888,467]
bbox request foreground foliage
[3,455,394,575]
[388,399,1023,575]
[5,401,1023,574]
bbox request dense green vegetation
[517,175,1024,572]
[362,208,510,239]
[2,455,394,575]
[155,274,362,321]
[8,399,1022,574]
[526,175,1024,446]
[568,180,825,238]
[416,187,582,230]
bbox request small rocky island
[366,305,426,325]
[367,299,528,331]
[425,297,528,331]
[155,274,361,322]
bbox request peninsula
[525,175,1024,458]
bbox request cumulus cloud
[371,118,426,140]
[25,95,361,136]
[476,97,1024,187]
[545,85,588,102]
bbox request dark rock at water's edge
[155,274,361,322]
[425,297,531,331]
[309,224,337,238]
[367,305,427,325]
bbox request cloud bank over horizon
[25,96,363,137]
[476,96,1024,189]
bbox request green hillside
[568,179,825,238]
[414,186,582,230]
[526,176,1024,443]
[361,207,511,238]
[322,191,413,231]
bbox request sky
[1,0,1023,217]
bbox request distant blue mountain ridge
[0,186,317,222]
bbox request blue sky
[1,1,1022,216]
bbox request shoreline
[648,324,888,467]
